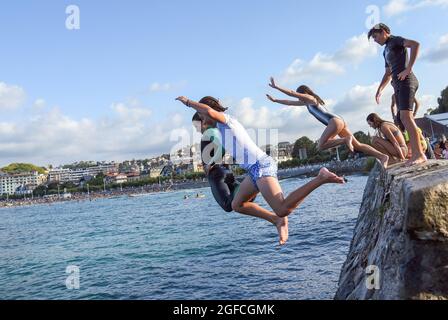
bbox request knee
[231,200,243,213]
[274,207,293,218]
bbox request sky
[0,0,447,167]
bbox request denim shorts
[247,156,278,190]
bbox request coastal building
[126,172,141,182]
[278,142,294,163]
[262,142,294,163]
[48,163,119,184]
[105,173,128,185]
[149,166,165,178]
[0,171,47,195]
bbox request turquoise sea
[0,175,368,300]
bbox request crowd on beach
[0,180,208,209]
[434,137,448,160]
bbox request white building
[48,163,119,184]
[0,171,47,195]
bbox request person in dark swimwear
[192,108,253,213]
[266,77,389,168]
[366,113,407,164]
[368,23,427,167]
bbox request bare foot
[405,154,428,167]
[275,216,289,246]
[377,155,389,169]
[345,136,354,153]
[317,168,345,184]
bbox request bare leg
[318,118,353,152]
[339,127,389,169]
[256,168,345,219]
[400,110,427,166]
[231,177,288,245]
[372,137,400,158]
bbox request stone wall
[335,160,448,300]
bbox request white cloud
[384,0,448,17]
[229,97,336,143]
[0,99,188,166]
[333,34,379,64]
[280,33,377,85]
[422,33,448,63]
[33,99,46,110]
[332,83,395,133]
[0,82,26,110]
[283,55,345,85]
[418,94,438,115]
[110,101,152,122]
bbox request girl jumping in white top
[176,95,345,246]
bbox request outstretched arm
[266,94,306,106]
[176,96,227,124]
[269,77,317,105]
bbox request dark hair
[368,23,391,40]
[366,113,385,129]
[296,85,325,106]
[199,96,228,112]
[367,113,398,130]
[192,112,202,122]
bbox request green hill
[1,163,47,175]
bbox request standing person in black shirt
[368,23,427,166]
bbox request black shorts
[393,73,419,112]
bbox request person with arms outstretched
[177,95,345,246]
[267,77,389,168]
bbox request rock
[335,160,448,300]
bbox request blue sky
[0,0,447,166]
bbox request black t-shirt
[383,35,408,79]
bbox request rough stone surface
[335,160,448,300]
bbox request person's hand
[269,77,277,89]
[176,96,189,106]
[399,150,406,161]
[395,143,406,160]
[266,94,276,103]
[375,90,382,104]
[398,67,411,81]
